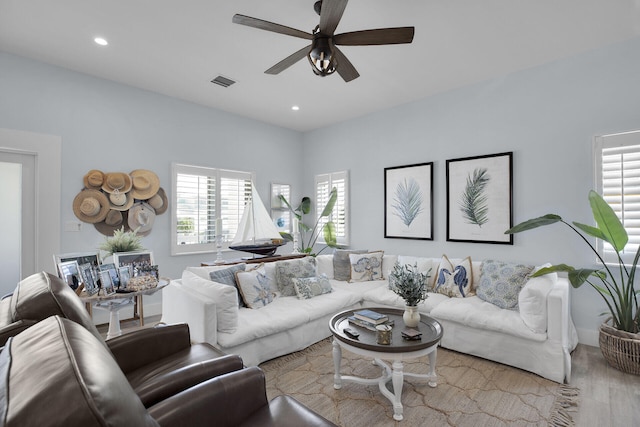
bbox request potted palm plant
[388,262,431,327]
[278,187,339,255]
[506,190,639,374]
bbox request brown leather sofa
[0,316,338,427]
[0,272,244,407]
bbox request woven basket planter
[599,321,640,375]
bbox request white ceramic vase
[403,305,420,327]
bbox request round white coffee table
[329,307,443,421]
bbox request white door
[0,153,35,293]
[0,128,61,292]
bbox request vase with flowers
[388,262,431,327]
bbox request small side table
[80,278,169,339]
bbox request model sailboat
[229,183,285,257]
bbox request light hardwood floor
[104,318,639,426]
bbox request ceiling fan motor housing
[308,32,337,76]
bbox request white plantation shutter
[594,131,640,264]
[315,171,349,246]
[172,163,253,255]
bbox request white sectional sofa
[161,253,579,383]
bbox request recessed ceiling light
[94,37,108,46]
[291,105,300,111]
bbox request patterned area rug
[261,338,579,427]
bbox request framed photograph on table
[446,152,513,244]
[99,263,121,289]
[54,252,100,279]
[113,251,154,277]
[384,162,433,240]
[79,263,98,295]
[57,260,82,290]
[99,270,115,295]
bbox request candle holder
[376,324,392,345]
[214,234,224,264]
[292,231,301,254]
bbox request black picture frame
[384,162,434,240]
[446,152,513,244]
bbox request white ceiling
[1,0,639,132]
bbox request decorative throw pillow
[209,263,247,307]
[333,249,367,281]
[349,251,384,282]
[275,257,317,296]
[235,264,277,309]
[434,255,474,298]
[476,259,535,309]
[181,270,238,333]
[292,274,333,299]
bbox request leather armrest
[0,320,37,347]
[133,354,244,407]
[107,323,191,373]
[148,367,268,427]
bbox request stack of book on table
[348,309,394,331]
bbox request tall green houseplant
[506,190,639,334]
[278,187,339,255]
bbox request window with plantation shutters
[594,131,640,265]
[171,163,253,255]
[315,171,349,246]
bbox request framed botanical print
[446,152,513,244]
[384,162,433,240]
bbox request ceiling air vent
[211,75,236,88]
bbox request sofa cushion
[362,286,449,313]
[209,264,247,307]
[476,260,534,309]
[292,274,332,299]
[236,264,278,309]
[434,255,474,297]
[381,254,399,279]
[316,254,335,278]
[0,316,158,427]
[181,270,238,333]
[275,257,317,296]
[396,256,434,286]
[349,251,384,282]
[333,249,367,281]
[430,296,546,342]
[518,266,556,333]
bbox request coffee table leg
[391,360,404,421]
[428,349,438,387]
[333,339,343,389]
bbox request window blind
[315,170,349,246]
[594,131,640,264]
[171,163,253,255]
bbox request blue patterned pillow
[275,257,317,296]
[235,264,277,309]
[476,260,534,309]
[292,274,332,299]
[434,255,474,298]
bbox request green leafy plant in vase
[278,187,339,255]
[98,226,145,258]
[388,262,431,327]
[506,190,640,374]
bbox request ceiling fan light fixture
[308,34,337,76]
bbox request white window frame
[594,130,640,265]
[171,163,254,255]
[314,170,349,246]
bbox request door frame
[0,128,61,277]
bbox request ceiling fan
[232,0,415,82]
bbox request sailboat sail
[230,183,285,256]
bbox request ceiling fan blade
[265,45,311,75]
[233,14,313,40]
[333,46,359,82]
[334,27,415,45]
[319,0,348,36]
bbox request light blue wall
[0,52,303,280]
[302,36,640,344]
